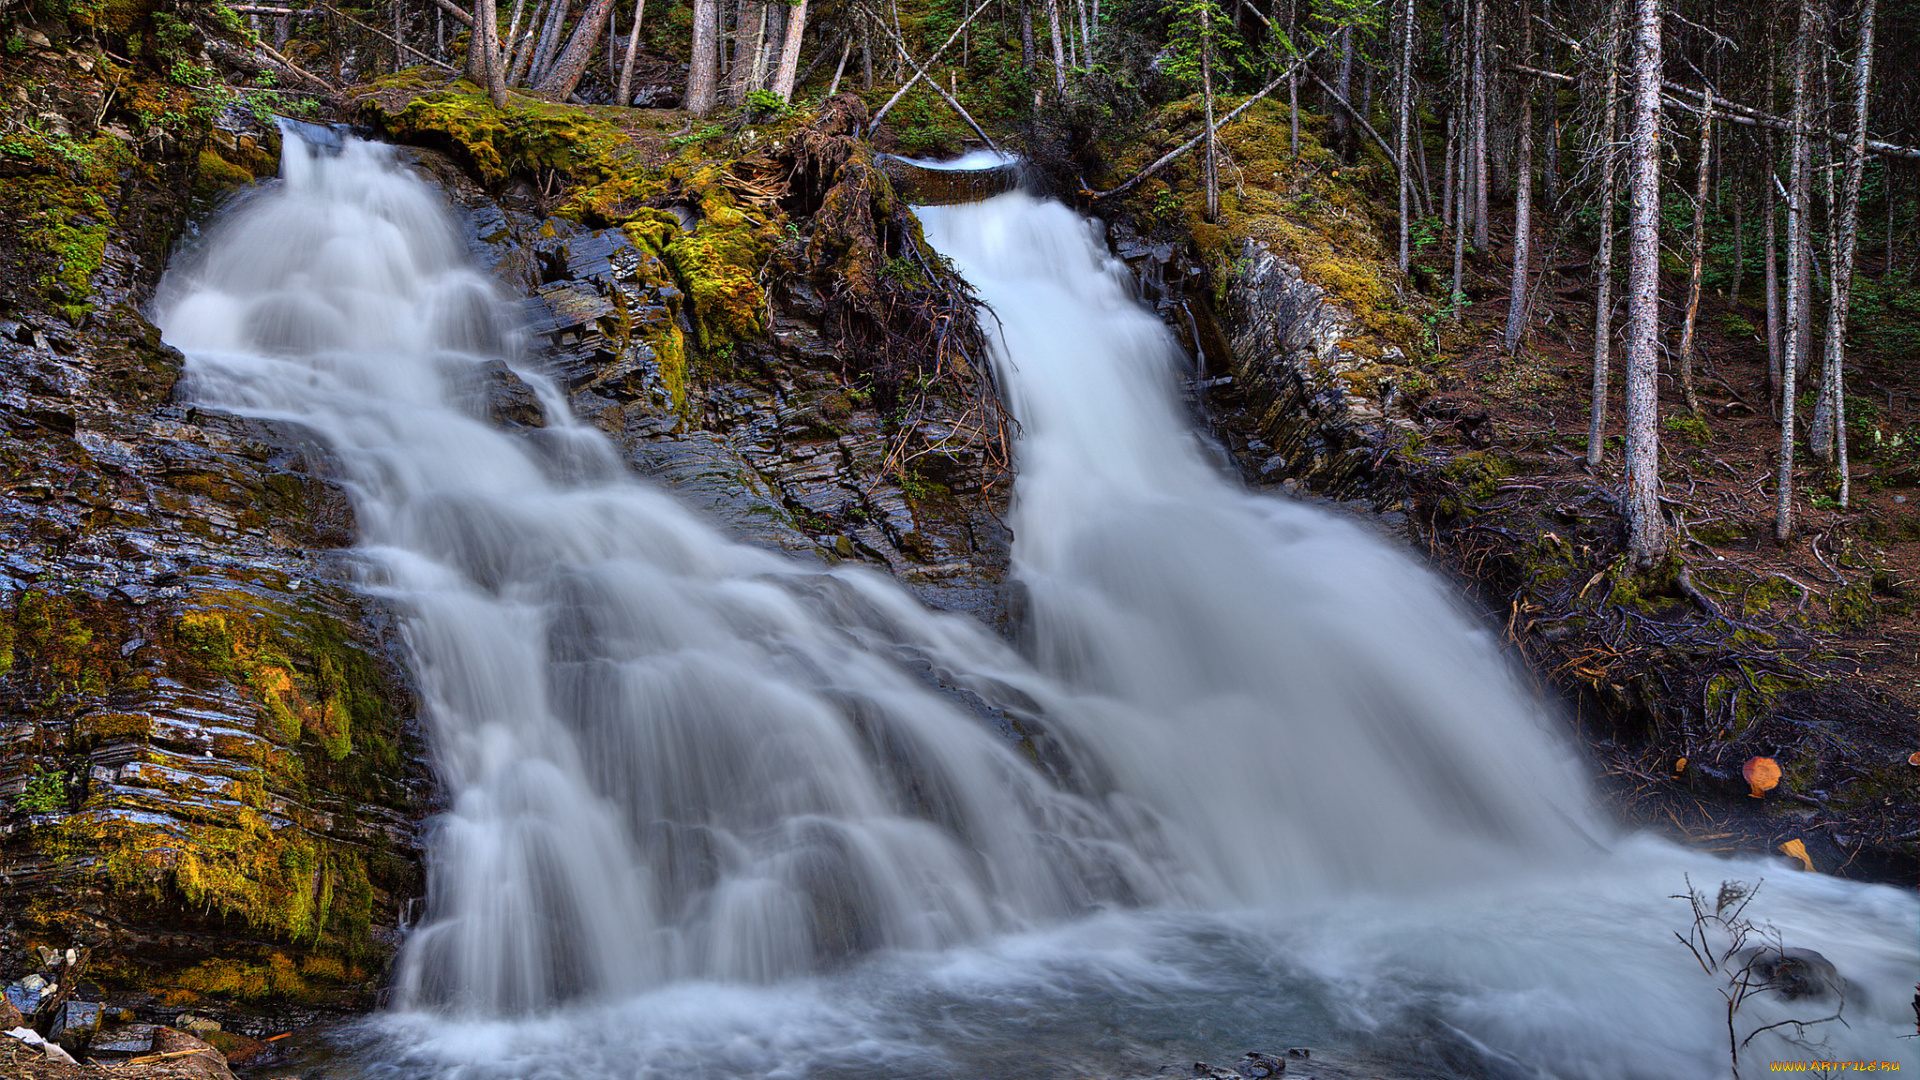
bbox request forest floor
[1388,224,1920,882]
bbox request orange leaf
[1742,756,1781,798]
[1673,756,1688,774]
[1908,751,1920,767]
[1778,838,1814,872]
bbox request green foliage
[744,88,788,117]
[669,124,725,145]
[17,765,69,814]
[1663,413,1712,444]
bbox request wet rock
[149,1027,239,1079]
[88,1022,159,1057]
[1215,239,1418,494]
[1737,946,1844,1001]
[49,1000,101,1043]
[173,1014,221,1039]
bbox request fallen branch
[869,0,994,136]
[860,6,999,153]
[1087,52,1319,200]
[1506,61,1920,162]
[429,0,475,26]
[321,1,459,71]
[1305,69,1408,180]
[203,34,335,94]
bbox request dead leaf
[1778,838,1814,872]
[1908,751,1920,767]
[1674,756,1688,775]
[1743,756,1781,798]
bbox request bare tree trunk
[468,0,508,104]
[1045,0,1066,91]
[1777,0,1817,543]
[771,0,808,101]
[1287,0,1299,157]
[1503,0,1534,354]
[537,0,620,97]
[686,0,720,113]
[826,33,851,94]
[1471,0,1489,251]
[1333,24,1353,161]
[1765,159,1781,395]
[1677,92,1713,417]
[861,12,873,89]
[1075,0,1092,66]
[723,0,766,105]
[1020,0,1034,73]
[616,0,646,104]
[1397,0,1413,272]
[1810,0,1874,505]
[1587,0,1622,471]
[1202,10,1219,223]
[1730,170,1744,306]
[506,0,546,83]
[1623,0,1667,562]
[527,0,569,85]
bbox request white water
[155,139,1916,1078]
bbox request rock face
[0,3,427,1014]
[393,115,1018,628]
[1212,239,1419,494]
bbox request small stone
[49,1000,101,1041]
[1285,1048,1311,1059]
[20,974,48,993]
[175,1013,222,1039]
[1238,1051,1286,1077]
[33,947,59,969]
[89,1023,159,1058]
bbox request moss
[1827,580,1878,629]
[1442,451,1516,500]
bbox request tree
[1396,0,1414,273]
[1676,90,1713,417]
[1623,0,1667,563]
[1503,0,1535,354]
[772,0,810,101]
[1776,0,1817,543]
[685,0,719,113]
[1586,0,1624,471]
[1807,0,1876,510]
[534,0,619,98]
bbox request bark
[686,0,720,113]
[1587,0,1622,471]
[1777,0,1816,543]
[1729,172,1743,307]
[616,0,645,105]
[1765,153,1781,395]
[1471,0,1488,251]
[1333,24,1353,161]
[535,0,620,98]
[1396,0,1413,273]
[526,0,569,85]
[1020,0,1034,73]
[1203,12,1219,223]
[722,0,766,105]
[1623,0,1666,562]
[466,0,508,105]
[826,33,851,95]
[1286,0,1298,157]
[772,0,808,101]
[1677,93,1712,418]
[1044,0,1066,91]
[1809,0,1874,506]
[506,0,546,83]
[1503,0,1534,354]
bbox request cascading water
[154,136,1917,1078]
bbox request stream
[152,135,1918,1079]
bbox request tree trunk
[1396,0,1413,272]
[1810,0,1874,504]
[1286,0,1298,157]
[1765,160,1781,396]
[1587,0,1622,471]
[1677,92,1713,417]
[468,0,508,104]
[1777,0,1817,543]
[616,0,646,104]
[1333,23,1353,161]
[1202,9,1219,223]
[1730,171,1743,306]
[536,0,620,98]
[686,0,720,113]
[1471,0,1488,251]
[1623,0,1667,562]
[771,0,808,101]
[1045,0,1066,91]
[1020,0,1034,73]
[1503,0,1534,354]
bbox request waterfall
[155,137,1917,1078]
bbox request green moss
[1443,451,1516,500]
